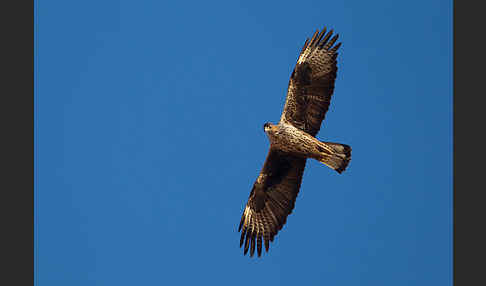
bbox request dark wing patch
[238,149,307,257]
[280,27,341,136]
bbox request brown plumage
[238,28,352,257]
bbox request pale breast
[269,123,317,156]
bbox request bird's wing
[280,28,341,137]
[238,149,307,257]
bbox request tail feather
[316,142,351,174]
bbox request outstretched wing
[280,28,341,137]
[238,149,307,257]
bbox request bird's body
[265,123,349,170]
[266,123,319,156]
[238,27,352,257]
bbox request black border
[2,1,34,285]
[454,1,485,285]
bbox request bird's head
[263,122,275,133]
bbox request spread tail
[316,142,352,174]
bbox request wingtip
[244,230,251,254]
[324,34,339,50]
[330,42,342,53]
[250,235,256,257]
[238,217,243,232]
[239,228,246,247]
[308,29,320,47]
[319,29,333,48]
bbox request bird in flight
[238,27,352,257]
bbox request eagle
[238,28,352,257]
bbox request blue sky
[35,0,452,285]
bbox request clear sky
[36,0,452,285]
